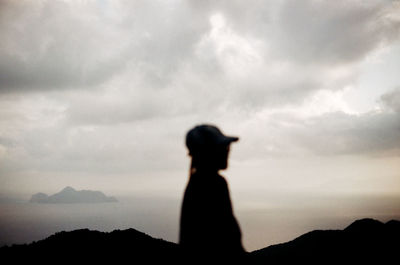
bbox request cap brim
[229,136,239,142]
[221,136,239,145]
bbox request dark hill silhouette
[251,218,400,264]
[0,228,181,263]
[1,218,399,264]
[30,186,118,203]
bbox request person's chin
[219,164,228,170]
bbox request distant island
[29,186,118,203]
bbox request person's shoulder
[217,174,228,186]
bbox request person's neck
[192,166,219,176]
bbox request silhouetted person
[179,124,246,263]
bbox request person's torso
[180,172,244,254]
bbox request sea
[1,192,400,251]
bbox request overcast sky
[1,0,400,243]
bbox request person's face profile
[189,139,233,171]
[215,144,230,170]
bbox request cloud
[0,0,212,91]
[0,0,400,184]
[230,86,400,158]
[270,87,400,156]
[272,0,400,64]
[293,110,400,156]
[1,0,398,99]
[188,0,400,65]
[381,86,400,112]
[0,1,132,90]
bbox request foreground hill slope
[1,218,399,264]
[1,228,180,263]
[251,218,400,264]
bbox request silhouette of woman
[179,124,245,262]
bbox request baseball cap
[186,124,239,154]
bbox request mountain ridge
[251,218,400,264]
[1,218,399,264]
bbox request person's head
[186,124,239,172]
